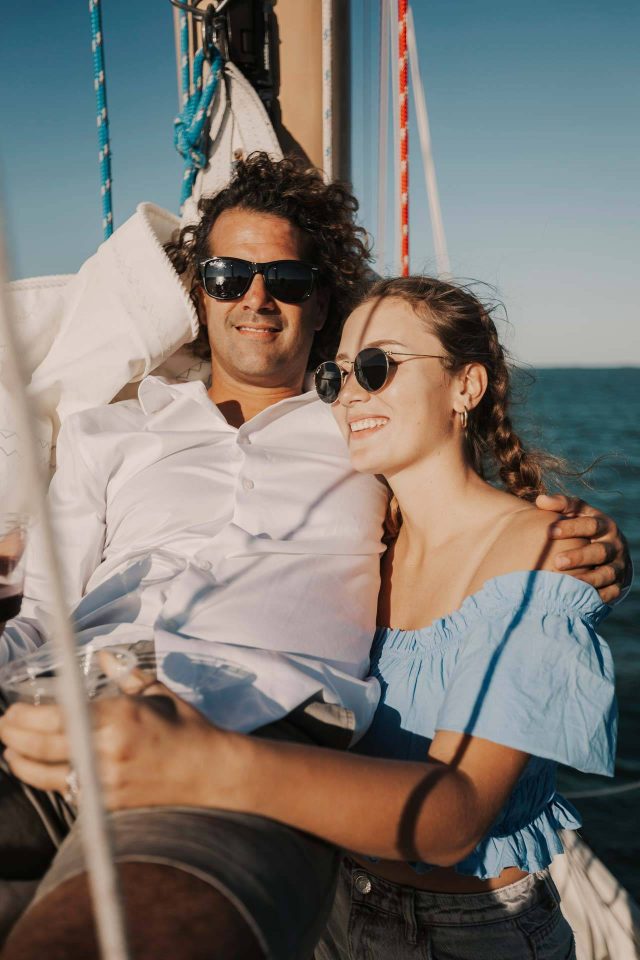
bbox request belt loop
[402,886,418,945]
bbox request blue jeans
[315,857,576,960]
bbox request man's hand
[536,494,630,603]
[0,659,248,811]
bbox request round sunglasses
[199,257,319,304]
[315,347,446,404]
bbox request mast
[274,0,350,181]
[173,0,351,183]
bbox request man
[0,154,629,959]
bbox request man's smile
[234,323,282,340]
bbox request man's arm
[536,494,631,604]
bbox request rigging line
[322,0,333,181]
[406,5,450,276]
[179,8,190,107]
[0,219,130,957]
[398,0,409,276]
[174,45,223,208]
[377,0,390,273]
[389,0,400,275]
[89,0,113,240]
[172,4,186,109]
[564,778,640,800]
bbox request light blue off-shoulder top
[357,570,617,880]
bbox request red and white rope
[377,0,390,272]
[398,0,409,275]
[389,0,400,273]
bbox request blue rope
[89,0,113,239]
[174,17,222,210]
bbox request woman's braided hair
[164,152,373,369]
[366,276,569,506]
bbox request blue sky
[1,0,638,366]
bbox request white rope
[406,6,450,277]
[377,0,390,273]
[564,779,640,800]
[0,221,130,955]
[388,0,400,274]
[322,0,333,181]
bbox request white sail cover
[0,203,202,513]
[180,61,283,228]
[552,831,640,960]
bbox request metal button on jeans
[242,478,254,491]
[354,874,372,895]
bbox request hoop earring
[459,408,468,430]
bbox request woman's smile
[348,416,390,437]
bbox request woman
[307,277,616,957]
[4,277,617,958]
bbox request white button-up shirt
[5,377,389,738]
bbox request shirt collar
[137,374,322,425]
[137,376,210,415]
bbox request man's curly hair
[164,152,373,369]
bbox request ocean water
[513,368,640,900]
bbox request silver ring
[63,767,79,805]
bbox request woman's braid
[471,309,545,501]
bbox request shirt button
[354,874,372,895]
[242,478,254,491]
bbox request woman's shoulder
[456,499,604,628]
[471,500,588,589]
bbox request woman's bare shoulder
[470,503,589,591]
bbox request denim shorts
[315,857,576,960]
[36,805,339,960]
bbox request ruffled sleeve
[435,571,617,775]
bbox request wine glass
[0,514,28,629]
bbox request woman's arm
[213,727,529,867]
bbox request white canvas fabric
[551,830,640,960]
[180,61,283,228]
[0,203,201,513]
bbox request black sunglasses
[315,347,446,404]
[199,257,319,304]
